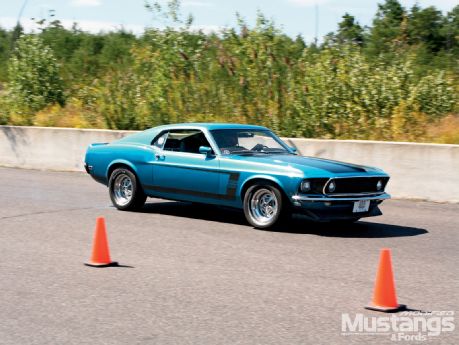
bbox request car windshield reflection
[210,129,291,155]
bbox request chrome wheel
[113,173,133,206]
[249,188,279,226]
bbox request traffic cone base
[84,261,119,268]
[365,303,406,313]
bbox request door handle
[155,154,165,161]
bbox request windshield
[210,129,291,155]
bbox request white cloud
[182,1,214,7]
[0,17,224,36]
[69,19,144,34]
[188,24,223,34]
[0,17,144,34]
[70,0,102,7]
[288,0,328,7]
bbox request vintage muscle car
[84,123,390,228]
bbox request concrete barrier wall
[0,126,135,171]
[1,125,458,202]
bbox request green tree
[8,35,65,124]
[408,5,444,52]
[366,0,406,55]
[442,5,459,55]
[10,23,23,48]
[0,0,457,142]
[336,13,365,46]
[0,27,12,81]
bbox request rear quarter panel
[85,143,154,186]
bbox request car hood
[231,154,382,175]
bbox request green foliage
[0,0,457,143]
[366,0,406,55]
[326,13,364,46]
[284,46,455,140]
[407,5,444,51]
[0,27,12,81]
[0,89,11,125]
[7,35,65,124]
[442,5,459,59]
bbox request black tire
[243,182,290,229]
[109,168,147,211]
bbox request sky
[0,0,457,43]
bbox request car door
[149,129,222,203]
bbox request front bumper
[292,192,391,202]
[291,193,390,221]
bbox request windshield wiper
[264,150,290,154]
[229,150,290,155]
[229,150,256,155]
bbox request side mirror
[199,146,213,156]
[289,146,298,153]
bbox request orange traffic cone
[365,248,406,312]
[84,217,118,267]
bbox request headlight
[328,181,336,193]
[300,180,311,193]
[376,180,383,191]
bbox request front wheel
[243,183,289,229]
[109,168,146,211]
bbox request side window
[163,130,212,154]
[152,132,168,150]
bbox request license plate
[353,200,370,213]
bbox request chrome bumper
[292,193,391,202]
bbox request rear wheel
[109,168,146,211]
[243,183,290,229]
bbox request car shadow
[139,201,428,238]
[140,201,248,226]
[270,218,428,238]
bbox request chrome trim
[113,173,133,206]
[323,191,386,197]
[322,176,388,195]
[249,188,279,226]
[292,193,391,202]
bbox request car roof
[115,123,271,145]
[150,123,269,131]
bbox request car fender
[239,174,294,200]
[106,159,139,180]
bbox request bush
[0,4,457,144]
[8,35,65,124]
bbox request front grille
[325,177,389,195]
[308,178,329,194]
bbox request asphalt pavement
[0,167,458,345]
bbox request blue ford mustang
[84,123,390,228]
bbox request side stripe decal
[143,171,240,201]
